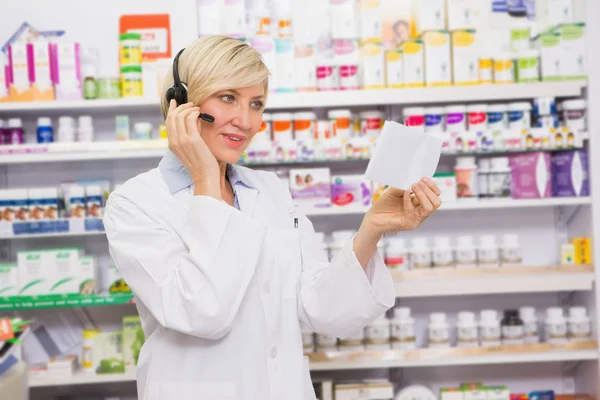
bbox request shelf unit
[0,294,134,311]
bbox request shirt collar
[158,151,254,194]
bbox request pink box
[7,42,33,101]
[27,41,54,101]
[50,42,81,100]
[510,152,552,199]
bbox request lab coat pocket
[277,228,302,299]
[303,356,317,400]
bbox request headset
[166,48,215,123]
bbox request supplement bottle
[467,104,488,132]
[83,64,98,100]
[488,157,511,198]
[500,234,522,266]
[562,99,586,133]
[410,237,431,269]
[37,117,54,143]
[519,306,539,344]
[6,118,24,144]
[339,327,365,352]
[365,314,391,350]
[316,333,338,351]
[391,307,416,350]
[508,102,532,130]
[478,235,499,268]
[479,309,501,347]
[78,116,95,142]
[428,312,450,348]
[455,236,477,268]
[455,156,478,199]
[444,105,467,132]
[477,158,491,198]
[457,311,478,348]
[385,237,409,271]
[403,107,426,129]
[501,309,525,345]
[293,112,316,143]
[567,307,592,342]
[424,107,445,133]
[487,104,508,131]
[58,116,76,142]
[545,307,568,344]
[432,236,454,268]
[82,329,99,373]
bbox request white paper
[365,121,442,190]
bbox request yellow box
[570,238,592,265]
[385,49,404,88]
[422,30,452,87]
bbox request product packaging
[295,45,317,91]
[123,316,144,370]
[275,39,296,92]
[570,238,592,265]
[551,151,589,197]
[79,256,96,295]
[331,175,372,207]
[440,388,465,400]
[96,264,131,295]
[50,42,82,101]
[461,383,487,400]
[289,168,332,211]
[553,23,586,80]
[402,40,425,87]
[94,331,125,374]
[414,0,445,36]
[451,30,478,85]
[360,42,385,89]
[335,40,360,90]
[510,152,552,199]
[0,263,18,296]
[432,173,457,202]
[27,41,54,101]
[422,30,451,87]
[17,249,51,296]
[385,49,404,88]
[561,243,576,264]
[335,382,394,400]
[534,31,562,81]
[447,0,477,30]
[49,248,84,295]
[7,43,33,101]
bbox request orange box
[570,237,592,265]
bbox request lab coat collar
[158,151,257,194]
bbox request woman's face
[197,83,266,164]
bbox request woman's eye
[251,101,263,110]
[221,94,235,102]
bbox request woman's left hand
[363,177,442,235]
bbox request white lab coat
[103,154,395,400]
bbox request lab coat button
[263,283,270,294]
[271,347,277,358]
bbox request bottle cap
[411,237,428,249]
[37,117,52,127]
[58,116,75,127]
[546,307,564,320]
[7,118,22,128]
[456,235,474,248]
[480,309,498,322]
[519,306,536,320]
[434,236,451,248]
[79,116,93,128]
[479,234,496,247]
[502,234,519,247]
[569,306,587,319]
[386,237,406,251]
[430,312,447,324]
[395,307,411,319]
[503,309,519,319]
[458,311,476,324]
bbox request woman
[104,36,441,400]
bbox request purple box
[510,152,552,199]
[551,150,589,197]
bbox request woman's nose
[232,105,252,132]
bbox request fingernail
[419,182,426,189]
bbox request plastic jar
[432,236,453,268]
[519,306,539,344]
[501,309,525,345]
[328,109,352,139]
[428,313,450,348]
[545,307,568,344]
[339,328,365,352]
[37,117,54,144]
[301,326,314,353]
[508,102,532,130]
[272,112,294,142]
[316,333,338,351]
[77,116,94,142]
[444,105,467,132]
[293,112,316,142]
[478,234,499,268]
[120,65,143,98]
[256,113,272,142]
[365,314,391,350]
[134,122,152,141]
[97,77,121,99]
[479,52,493,84]
[455,156,478,199]
[477,158,491,198]
[359,111,384,138]
[391,307,416,350]
[82,329,99,373]
[515,50,540,83]
[455,236,477,268]
[562,99,587,133]
[329,230,355,260]
[500,233,522,266]
[119,32,142,66]
[403,107,425,129]
[493,52,515,84]
[57,116,76,142]
[385,237,408,271]
[410,237,431,269]
[467,104,488,131]
[488,157,511,198]
[457,311,478,348]
[6,118,24,145]
[568,307,592,342]
[424,107,445,133]
[479,309,501,347]
[487,104,508,131]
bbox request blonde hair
[161,35,270,118]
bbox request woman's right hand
[165,100,222,199]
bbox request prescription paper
[365,121,442,190]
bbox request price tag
[0,318,14,341]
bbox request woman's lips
[221,133,247,149]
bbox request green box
[0,263,18,296]
[123,316,144,370]
[94,331,125,374]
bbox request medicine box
[7,43,33,101]
[94,331,125,374]
[360,42,385,90]
[422,30,451,87]
[0,263,18,296]
[534,32,561,81]
[385,49,404,88]
[553,23,586,80]
[50,42,82,101]
[335,382,394,400]
[402,40,424,87]
[486,386,510,400]
[451,30,478,86]
[123,316,144,370]
[27,41,54,101]
[331,175,372,207]
[17,249,52,296]
[551,150,589,197]
[97,264,131,295]
[440,388,465,400]
[48,248,84,295]
[447,0,477,30]
[561,243,576,265]
[570,237,592,265]
[414,0,445,36]
[289,168,332,211]
[460,383,487,400]
[79,256,97,295]
[509,152,552,199]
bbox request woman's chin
[214,148,245,165]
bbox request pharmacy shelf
[28,342,598,386]
[0,82,586,115]
[0,218,104,238]
[307,341,598,371]
[393,265,595,298]
[304,197,592,216]
[0,293,134,311]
